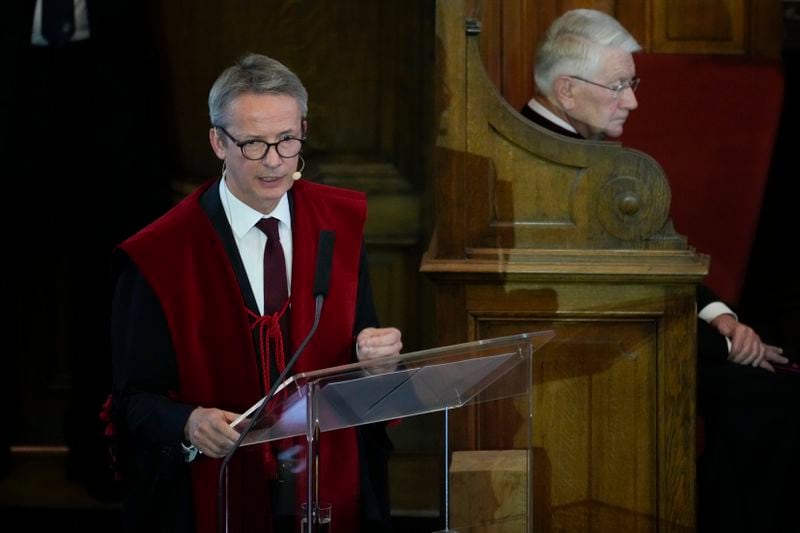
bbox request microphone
[292,155,306,181]
[217,229,336,533]
[313,231,335,297]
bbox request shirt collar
[527,98,579,135]
[219,179,292,239]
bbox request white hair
[534,9,641,96]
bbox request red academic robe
[120,178,366,533]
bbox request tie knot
[256,217,281,241]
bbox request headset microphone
[292,155,306,181]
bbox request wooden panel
[658,285,697,526]
[666,0,738,40]
[551,500,693,532]
[429,278,686,525]
[450,450,529,530]
[750,0,784,57]
[366,245,420,349]
[434,3,470,257]
[426,273,699,529]
[424,276,694,531]
[423,275,699,530]
[468,0,503,87]
[616,0,652,51]
[474,316,656,512]
[500,0,532,109]
[653,0,747,54]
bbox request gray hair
[534,9,641,96]
[208,53,308,127]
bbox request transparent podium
[227,331,554,532]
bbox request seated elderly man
[520,9,800,533]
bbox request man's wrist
[698,302,736,324]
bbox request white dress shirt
[219,179,293,315]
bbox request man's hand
[356,327,402,361]
[184,407,241,458]
[711,314,787,372]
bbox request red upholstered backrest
[619,53,784,304]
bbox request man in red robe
[111,53,402,533]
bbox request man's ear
[209,127,226,160]
[553,76,576,110]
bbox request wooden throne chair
[421,1,710,530]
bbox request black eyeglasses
[568,76,640,98]
[213,125,305,160]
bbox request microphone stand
[216,295,323,533]
[216,230,335,533]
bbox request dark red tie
[256,217,288,314]
[255,217,290,385]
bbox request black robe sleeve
[110,253,196,532]
[697,284,720,310]
[111,254,196,446]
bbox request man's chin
[605,118,629,138]
[588,123,623,140]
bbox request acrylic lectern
[223,331,554,532]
